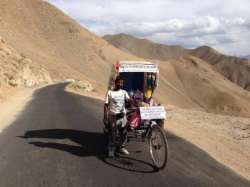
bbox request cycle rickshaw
[104,61,168,170]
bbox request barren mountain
[190,46,250,91]
[104,34,188,60]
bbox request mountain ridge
[103,33,188,60]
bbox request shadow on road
[18,83,157,173]
[21,128,157,173]
[21,129,107,157]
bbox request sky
[46,0,250,56]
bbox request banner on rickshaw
[140,106,166,120]
[119,63,159,73]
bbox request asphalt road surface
[0,83,249,187]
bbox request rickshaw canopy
[116,61,159,73]
[107,60,166,120]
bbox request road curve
[0,83,249,187]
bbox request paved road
[0,84,249,187]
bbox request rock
[64,79,76,83]
[69,80,94,92]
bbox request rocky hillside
[0,0,137,91]
[0,36,51,88]
[156,55,250,117]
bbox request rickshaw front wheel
[149,124,168,170]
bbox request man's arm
[124,90,133,108]
[124,90,130,101]
[104,104,108,120]
[104,91,109,122]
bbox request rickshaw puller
[104,76,130,155]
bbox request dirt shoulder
[166,107,250,180]
[0,82,93,133]
[0,87,36,133]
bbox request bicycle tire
[149,124,168,170]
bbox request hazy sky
[47,0,250,56]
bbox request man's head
[114,76,124,90]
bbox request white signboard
[140,106,166,120]
[119,64,159,73]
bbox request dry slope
[156,55,250,117]
[0,36,51,101]
[190,46,250,91]
[0,37,51,87]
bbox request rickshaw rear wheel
[149,124,168,170]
